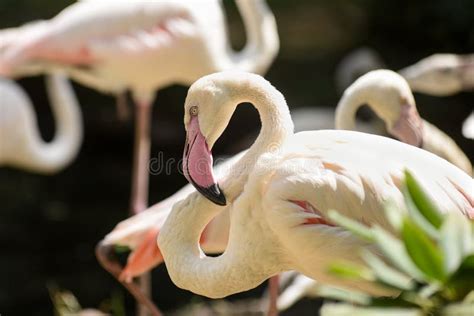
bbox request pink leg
[95,242,162,316]
[116,93,131,122]
[96,98,158,315]
[130,100,157,316]
[130,100,152,215]
[267,275,279,316]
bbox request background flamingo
[0,73,82,173]
[158,71,472,301]
[0,1,279,314]
[336,70,472,174]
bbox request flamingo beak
[389,103,424,147]
[183,116,226,206]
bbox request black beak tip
[200,183,227,206]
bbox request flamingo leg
[115,92,131,122]
[130,99,152,215]
[130,99,156,316]
[267,275,279,316]
[95,242,162,316]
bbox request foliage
[321,170,474,316]
[49,283,125,316]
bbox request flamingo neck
[226,0,279,75]
[335,72,409,132]
[335,83,368,131]
[421,120,473,175]
[220,76,294,200]
[159,189,283,298]
[31,73,83,173]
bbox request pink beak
[183,116,226,206]
[389,103,424,147]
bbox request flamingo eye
[189,106,199,116]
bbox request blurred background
[0,0,473,315]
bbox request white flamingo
[399,54,474,142]
[0,74,82,173]
[398,53,474,96]
[336,70,472,175]
[158,71,473,301]
[0,1,279,314]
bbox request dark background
[0,0,473,315]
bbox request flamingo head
[358,70,424,147]
[182,74,240,206]
[399,54,464,96]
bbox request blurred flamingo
[398,53,474,96]
[0,74,82,173]
[336,70,472,174]
[157,71,472,301]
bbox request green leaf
[403,170,443,229]
[441,303,474,316]
[445,256,474,300]
[402,218,446,281]
[114,244,130,254]
[463,291,474,303]
[441,212,473,273]
[328,210,375,241]
[315,286,371,305]
[321,304,423,316]
[371,226,426,282]
[384,200,404,231]
[460,255,474,269]
[328,261,375,281]
[362,250,415,291]
[418,283,440,298]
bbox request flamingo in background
[157,71,472,301]
[0,74,82,173]
[398,53,474,96]
[399,54,474,141]
[336,70,472,174]
[337,51,474,142]
[0,1,279,314]
[334,47,386,93]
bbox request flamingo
[335,70,472,175]
[398,53,474,96]
[0,1,279,313]
[0,74,82,173]
[157,71,472,301]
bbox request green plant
[320,170,474,316]
[48,283,126,316]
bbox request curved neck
[225,0,279,74]
[159,75,293,297]
[31,73,83,173]
[421,120,472,175]
[160,190,283,298]
[221,77,294,200]
[335,85,366,130]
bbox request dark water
[0,0,473,315]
